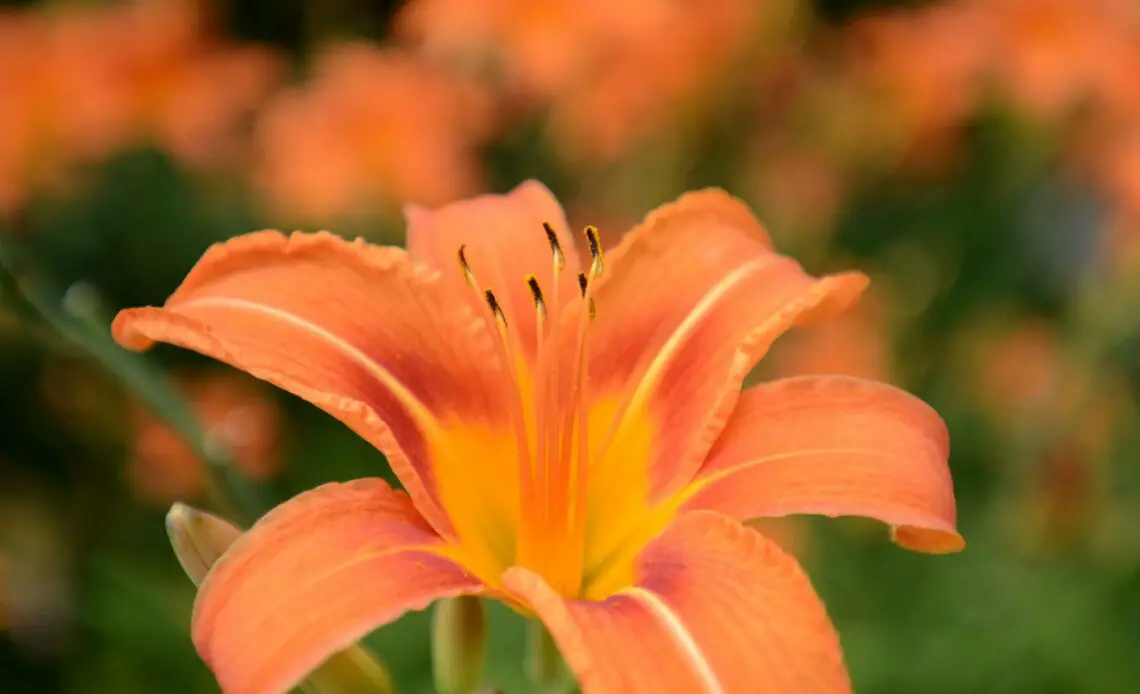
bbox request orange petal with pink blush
[405,180,583,360]
[684,376,964,554]
[581,190,866,570]
[112,230,512,543]
[193,479,483,694]
[505,511,850,694]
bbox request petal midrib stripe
[695,447,936,488]
[180,296,442,431]
[620,586,726,694]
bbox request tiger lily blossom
[112,181,964,694]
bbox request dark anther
[457,245,476,286]
[526,275,546,321]
[484,289,507,327]
[584,226,603,274]
[542,222,565,268]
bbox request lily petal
[683,376,963,553]
[193,479,482,694]
[405,180,583,360]
[505,511,850,694]
[112,231,510,545]
[583,190,866,568]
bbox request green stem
[526,619,571,693]
[0,236,265,524]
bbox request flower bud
[165,503,240,585]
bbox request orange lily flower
[112,181,963,694]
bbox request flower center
[456,224,604,597]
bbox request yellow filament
[523,273,549,575]
[456,247,535,559]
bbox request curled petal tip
[893,526,966,554]
[111,308,156,351]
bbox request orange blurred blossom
[746,145,851,248]
[253,44,493,223]
[397,0,760,164]
[976,0,1140,120]
[971,319,1061,421]
[847,4,990,170]
[0,0,280,215]
[396,0,599,97]
[545,0,761,163]
[97,0,282,170]
[113,181,962,694]
[128,372,281,504]
[0,8,124,214]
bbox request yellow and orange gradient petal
[112,181,961,694]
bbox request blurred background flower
[2,0,1140,692]
[0,0,279,218]
[126,371,282,505]
[253,42,494,226]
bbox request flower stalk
[431,596,486,694]
[525,619,566,690]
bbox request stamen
[528,272,551,578]
[453,254,534,568]
[538,225,564,584]
[481,222,611,596]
